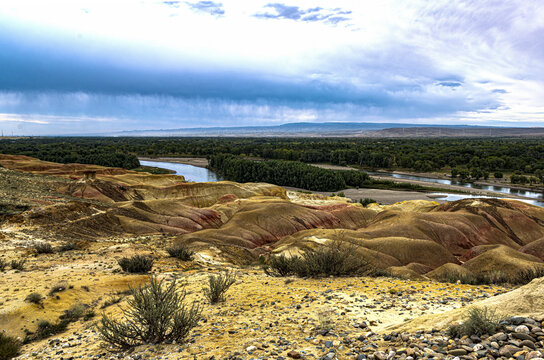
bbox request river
[368,171,544,207]
[139,160,222,182]
[141,160,544,207]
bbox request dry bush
[118,255,154,274]
[33,242,54,254]
[10,259,26,271]
[166,244,193,261]
[265,240,372,278]
[98,277,201,350]
[25,293,43,305]
[204,271,236,304]
[448,307,501,338]
[0,333,21,360]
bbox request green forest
[1,137,544,184]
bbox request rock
[526,351,543,360]
[516,325,531,333]
[513,332,536,342]
[287,350,302,359]
[373,351,387,360]
[520,339,536,349]
[246,345,257,352]
[448,349,468,356]
[321,353,336,360]
[499,345,522,357]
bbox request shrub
[49,282,69,296]
[58,242,78,252]
[437,268,544,286]
[118,255,154,274]
[98,277,201,350]
[10,259,26,271]
[204,271,237,304]
[359,198,377,207]
[27,320,69,342]
[0,333,21,360]
[447,307,500,338]
[166,245,193,261]
[0,259,6,272]
[264,255,304,277]
[25,292,43,305]
[264,240,371,278]
[101,296,123,309]
[33,242,54,254]
[60,303,86,322]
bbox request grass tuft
[204,271,236,304]
[118,255,154,273]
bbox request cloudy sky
[1,0,543,135]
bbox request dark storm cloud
[186,1,224,16]
[255,3,351,24]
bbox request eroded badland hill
[1,154,544,360]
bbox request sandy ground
[0,234,508,360]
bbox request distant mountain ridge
[101,122,544,137]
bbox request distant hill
[102,122,544,137]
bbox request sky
[1,0,543,135]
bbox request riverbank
[139,156,209,168]
[139,157,542,205]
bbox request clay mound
[270,229,402,269]
[176,201,373,251]
[304,203,377,229]
[384,200,439,213]
[0,154,128,176]
[404,262,433,274]
[389,277,544,332]
[462,245,544,276]
[434,198,544,246]
[359,237,459,268]
[359,196,544,256]
[426,263,474,281]
[10,199,224,239]
[60,179,143,203]
[387,266,424,280]
[132,181,288,207]
[459,244,502,262]
[520,238,544,260]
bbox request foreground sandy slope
[1,154,544,359]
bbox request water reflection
[140,160,222,182]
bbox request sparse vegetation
[49,282,69,296]
[60,303,87,322]
[33,242,54,254]
[101,296,123,309]
[25,292,43,305]
[204,271,237,304]
[264,240,372,278]
[167,244,193,261]
[0,333,21,360]
[58,242,78,252]
[437,268,544,285]
[0,259,6,272]
[10,259,26,271]
[98,277,201,350]
[359,198,377,207]
[118,255,154,273]
[26,319,69,342]
[447,307,501,337]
